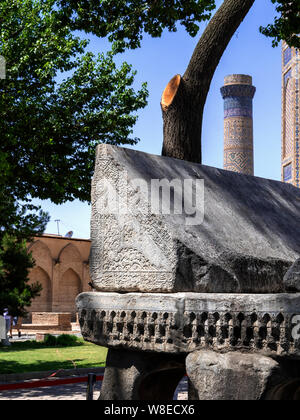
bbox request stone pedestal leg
[99,348,186,400]
[186,350,283,400]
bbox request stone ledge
[20,324,72,331]
[77,292,300,357]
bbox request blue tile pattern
[223,97,253,118]
[284,47,292,67]
[295,49,299,187]
[282,45,299,188]
[283,163,292,182]
[221,78,255,175]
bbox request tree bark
[161,0,255,164]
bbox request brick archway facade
[59,268,82,319]
[27,235,91,318]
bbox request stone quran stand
[77,145,300,400]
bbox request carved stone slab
[77,292,300,357]
[90,144,300,293]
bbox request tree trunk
[161,0,255,164]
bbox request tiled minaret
[221,75,256,175]
[281,43,299,188]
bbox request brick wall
[27,235,92,321]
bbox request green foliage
[260,0,300,48]
[55,334,81,347]
[43,334,58,347]
[0,0,148,204]
[0,234,43,317]
[42,334,82,347]
[57,0,300,51]
[0,185,49,316]
[58,0,216,53]
[0,191,49,240]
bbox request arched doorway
[28,266,52,312]
[59,268,82,320]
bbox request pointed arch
[58,242,83,282]
[28,266,52,312]
[58,268,82,319]
[28,240,52,276]
[59,243,82,264]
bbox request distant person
[10,316,22,338]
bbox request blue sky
[37,0,282,239]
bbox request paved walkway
[0,377,188,400]
[0,381,102,400]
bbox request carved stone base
[186,350,300,400]
[78,291,300,400]
[99,348,186,400]
[100,348,300,400]
[77,292,300,357]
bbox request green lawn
[0,339,107,375]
